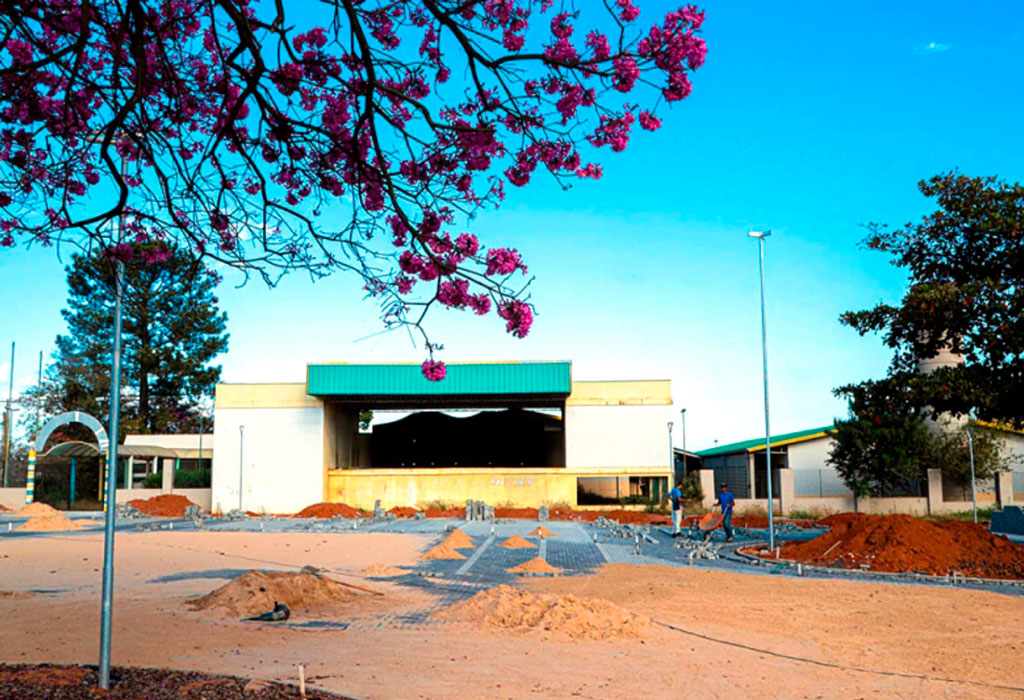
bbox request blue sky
[2,1,1023,449]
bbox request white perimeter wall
[787,436,834,470]
[212,406,323,514]
[565,405,671,468]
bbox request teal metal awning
[307,362,571,408]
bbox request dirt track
[1,531,1022,699]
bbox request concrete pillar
[698,469,716,510]
[161,456,173,494]
[747,453,756,498]
[124,456,133,489]
[777,468,794,516]
[926,468,944,515]
[995,470,1014,507]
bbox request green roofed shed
[306,361,572,408]
[696,425,836,458]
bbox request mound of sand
[419,542,467,560]
[17,513,81,532]
[361,564,406,577]
[293,502,365,519]
[127,494,197,517]
[507,556,561,574]
[528,525,556,538]
[444,529,474,549]
[387,506,419,518]
[434,584,649,639]
[187,570,359,617]
[777,513,1024,579]
[499,535,537,549]
[16,502,59,518]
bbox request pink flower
[639,111,662,131]
[497,300,534,338]
[486,247,526,276]
[577,163,603,179]
[616,0,641,22]
[422,359,447,382]
[612,55,640,92]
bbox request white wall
[787,436,834,470]
[565,405,671,468]
[212,406,323,514]
[125,434,214,449]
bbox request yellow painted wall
[567,380,671,406]
[326,466,667,509]
[215,383,320,409]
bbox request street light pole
[667,421,674,502]
[966,424,977,524]
[680,408,687,475]
[749,230,776,551]
[238,425,245,511]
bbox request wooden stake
[299,664,306,698]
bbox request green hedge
[174,469,211,488]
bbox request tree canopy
[830,173,1021,494]
[25,241,228,440]
[0,0,708,377]
[838,173,1024,426]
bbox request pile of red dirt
[423,506,467,518]
[387,506,419,518]
[774,513,1024,579]
[495,507,540,519]
[293,502,365,519]
[127,494,197,518]
[0,503,9,512]
[499,535,537,549]
[187,570,359,617]
[434,584,650,639]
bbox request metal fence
[793,469,853,497]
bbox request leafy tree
[832,173,1021,494]
[839,173,1024,425]
[0,1,709,376]
[25,242,228,440]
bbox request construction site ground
[1,510,1023,699]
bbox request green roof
[696,425,836,457]
[306,362,572,399]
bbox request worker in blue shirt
[668,480,685,537]
[716,483,735,542]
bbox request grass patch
[925,506,997,523]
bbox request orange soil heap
[387,506,419,518]
[17,514,81,531]
[0,665,89,687]
[528,525,557,538]
[293,502,364,519]
[187,569,358,617]
[419,542,467,560]
[423,506,467,518]
[499,535,537,549]
[443,529,474,549]
[0,503,9,511]
[360,563,406,577]
[507,556,562,574]
[776,513,1024,579]
[435,584,649,639]
[16,502,59,517]
[127,494,197,518]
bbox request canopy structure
[306,361,572,409]
[39,441,184,460]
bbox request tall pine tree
[31,243,228,439]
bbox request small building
[211,361,673,514]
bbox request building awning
[307,361,572,408]
[39,442,204,459]
[696,425,836,458]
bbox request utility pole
[749,230,776,551]
[680,408,687,475]
[1,342,13,487]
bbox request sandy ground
[1,531,1023,700]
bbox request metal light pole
[238,425,245,511]
[1,342,13,487]
[749,230,776,551]
[966,424,977,523]
[680,408,687,475]
[667,421,674,499]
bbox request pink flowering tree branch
[0,0,707,379]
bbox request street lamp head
[748,230,772,239]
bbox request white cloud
[918,41,951,53]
